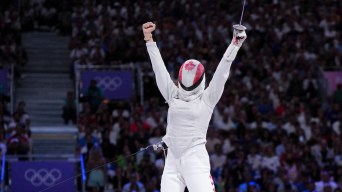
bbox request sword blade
[239,0,247,25]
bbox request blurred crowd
[71,0,342,192]
[70,0,342,192]
[20,0,72,35]
[0,1,27,86]
[0,1,31,160]
[0,100,31,159]
[2,0,342,191]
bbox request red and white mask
[178,59,205,101]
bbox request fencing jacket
[146,42,241,158]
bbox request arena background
[0,0,341,191]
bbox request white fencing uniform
[146,34,244,191]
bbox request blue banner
[0,69,10,96]
[11,161,75,192]
[81,70,132,100]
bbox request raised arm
[203,28,247,107]
[143,22,177,102]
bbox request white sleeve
[146,42,178,102]
[203,43,241,107]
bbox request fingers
[232,30,247,46]
[234,30,246,38]
[236,31,246,39]
[142,22,156,30]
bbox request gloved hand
[232,26,247,47]
[143,141,167,152]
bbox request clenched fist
[142,22,156,42]
[142,22,156,36]
[233,29,247,46]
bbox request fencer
[142,21,247,192]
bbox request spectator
[206,129,222,154]
[6,128,30,158]
[315,171,338,192]
[287,70,303,99]
[109,116,126,146]
[130,114,150,134]
[89,41,105,65]
[100,128,116,160]
[325,102,340,125]
[74,54,93,68]
[144,177,161,192]
[62,91,76,124]
[303,73,319,100]
[7,112,31,140]
[108,167,129,192]
[70,43,88,61]
[332,84,342,107]
[311,139,334,167]
[213,103,236,132]
[86,79,103,113]
[112,102,130,122]
[144,109,164,130]
[247,145,262,174]
[87,145,106,192]
[138,153,158,184]
[15,101,30,127]
[210,143,227,177]
[122,172,146,192]
[257,97,274,117]
[78,131,99,154]
[238,170,260,192]
[275,171,298,192]
[260,145,280,173]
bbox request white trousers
[161,144,215,192]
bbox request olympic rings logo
[94,76,122,91]
[24,168,62,187]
